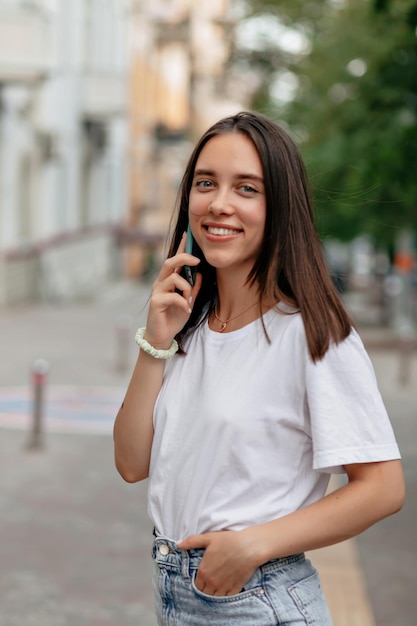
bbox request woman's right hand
[144,232,202,349]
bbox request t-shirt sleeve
[305,329,401,473]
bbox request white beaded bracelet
[134,327,179,359]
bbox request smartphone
[184,223,196,286]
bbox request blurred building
[0,0,242,305]
[122,0,240,277]
[0,0,129,305]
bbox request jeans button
[159,544,170,556]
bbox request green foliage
[238,0,417,247]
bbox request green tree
[237,0,417,248]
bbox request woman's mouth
[206,226,242,236]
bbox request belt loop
[181,549,191,581]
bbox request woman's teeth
[207,227,240,236]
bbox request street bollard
[27,358,50,451]
[115,314,132,372]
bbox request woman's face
[188,132,266,277]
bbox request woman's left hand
[176,530,260,596]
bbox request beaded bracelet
[134,327,179,359]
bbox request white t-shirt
[148,305,400,541]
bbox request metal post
[27,358,49,450]
[115,314,132,372]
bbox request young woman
[114,111,404,625]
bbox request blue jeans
[152,536,333,625]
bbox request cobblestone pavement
[354,349,417,626]
[0,280,156,626]
[0,281,415,625]
[0,429,156,626]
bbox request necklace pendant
[214,301,259,333]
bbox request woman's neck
[211,272,276,333]
[215,271,258,316]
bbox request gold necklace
[214,302,258,332]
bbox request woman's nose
[209,189,232,214]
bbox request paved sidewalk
[310,542,376,626]
[0,280,413,625]
[308,481,376,626]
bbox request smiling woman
[188,133,266,284]
[113,111,404,626]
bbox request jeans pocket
[288,570,333,626]
[190,571,267,604]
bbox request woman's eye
[240,185,257,194]
[196,180,213,189]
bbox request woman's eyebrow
[235,173,264,183]
[193,168,214,178]
[193,168,263,183]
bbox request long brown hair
[168,111,352,361]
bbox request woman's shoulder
[267,302,304,332]
[266,303,307,348]
[268,305,359,360]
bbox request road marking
[0,386,124,434]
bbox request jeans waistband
[152,534,305,581]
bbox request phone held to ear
[184,224,196,286]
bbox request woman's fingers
[144,234,202,344]
[154,269,194,300]
[151,290,194,316]
[158,253,200,282]
[150,266,202,320]
[156,233,200,282]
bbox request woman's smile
[203,223,244,242]
[205,225,242,237]
[188,132,266,275]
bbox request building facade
[124,0,241,277]
[0,0,130,305]
[0,0,241,304]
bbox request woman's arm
[113,351,166,482]
[178,458,405,595]
[113,233,202,483]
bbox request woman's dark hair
[167,111,352,361]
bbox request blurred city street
[0,279,416,626]
[1,2,416,624]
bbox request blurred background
[0,0,415,313]
[0,0,416,625]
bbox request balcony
[0,2,53,83]
[81,72,127,119]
